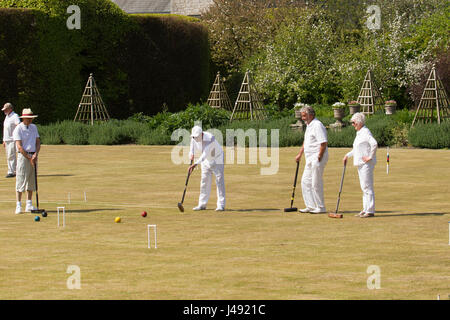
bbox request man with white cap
[295,105,329,214]
[2,103,20,178]
[12,108,40,214]
[188,125,226,211]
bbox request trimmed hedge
[0,1,210,123]
[408,122,450,149]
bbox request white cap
[191,126,203,138]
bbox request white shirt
[189,131,224,166]
[303,118,328,162]
[3,111,20,142]
[346,126,378,166]
[13,123,40,153]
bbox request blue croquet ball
[34,216,40,222]
[42,211,47,217]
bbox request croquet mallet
[177,160,194,212]
[31,163,46,214]
[284,160,300,212]
[328,162,346,219]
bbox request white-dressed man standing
[295,105,329,214]
[188,126,226,211]
[2,103,20,178]
[13,108,40,214]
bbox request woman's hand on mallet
[188,163,197,174]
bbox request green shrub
[59,121,90,145]
[408,122,450,149]
[0,2,210,123]
[327,126,356,148]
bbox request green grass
[0,145,449,299]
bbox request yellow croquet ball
[115,217,121,223]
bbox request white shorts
[16,153,36,192]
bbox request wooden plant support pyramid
[230,71,267,121]
[207,72,233,111]
[411,65,450,127]
[74,73,110,125]
[357,69,384,115]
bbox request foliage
[0,1,210,123]
[203,0,448,110]
[408,121,450,149]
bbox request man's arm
[295,145,304,162]
[31,138,40,165]
[318,142,327,162]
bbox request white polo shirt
[3,111,20,142]
[303,118,328,162]
[13,122,40,153]
[346,126,378,166]
[189,131,224,166]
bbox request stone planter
[385,104,396,115]
[333,108,345,122]
[291,109,305,131]
[349,104,360,115]
[330,108,346,130]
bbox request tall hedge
[0,0,210,124]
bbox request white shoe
[310,208,326,214]
[25,205,37,213]
[193,206,206,211]
[299,208,312,213]
[15,205,22,214]
[215,207,225,211]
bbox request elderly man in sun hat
[188,125,226,211]
[2,103,21,178]
[12,108,41,214]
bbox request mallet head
[328,212,343,219]
[283,207,298,212]
[177,202,184,212]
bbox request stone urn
[330,107,346,130]
[385,101,397,115]
[291,109,305,131]
[348,103,361,115]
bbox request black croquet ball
[42,211,47,217]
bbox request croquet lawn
[0,145,449,299]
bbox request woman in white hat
[188,125,226,211]
[343,113,378,218]
[12,108,41,214]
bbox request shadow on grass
[340,211,448,217]
[228,208,281,212]
[44,208,121,213]
[371,212,449,217]
[39,174,74,177]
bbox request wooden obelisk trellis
[74,73,110,125]
[207,72,233,111]
[230,71,267,121]
[357,69,384,115]
[411,66,450,127]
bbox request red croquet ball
[141,211,147,217]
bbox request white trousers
[198,161,225,209]
[5,141,17,174]
[357,163,375,213]
[301,154,328,211]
